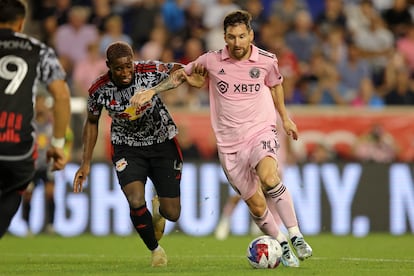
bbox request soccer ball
[246,235,282,269]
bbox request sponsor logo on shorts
[115,158,128,172]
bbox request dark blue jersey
[0,29,66,160]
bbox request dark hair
[106,41,133,63]
[0,0,26,23]
[223,10,252,33]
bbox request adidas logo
[218,69,225,75]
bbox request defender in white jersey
[130,10,312,267]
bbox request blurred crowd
[23,0,413,162]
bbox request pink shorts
[218,128,280,201]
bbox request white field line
[1,254,414,264]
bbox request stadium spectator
[307,54,352,105]
[352,123,399,163]
[182,0,206,41]
[321,26,348,65]
[314,0,347,39]
[381,0,413,38]
[269,36,301,104]
[73,41,107,97]
[99,14,133,56]
[126,0,161,50]
[54,5,99,77]
[351,78,385,107]
[72,42,191,267]
[202,0,240,51]
[308,142,336,163]
[271,0,309,30]
[345,0,378,36]
[130,10,313,267]
[336,41,372,95]
[396,22,414,74]
[352,12,394,86]
[0,0,71,238]
[285,10,320,70]
[383,67,414,105]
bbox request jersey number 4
[0,55,28,95]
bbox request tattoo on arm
[153,70,185,94]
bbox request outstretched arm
[130,64,207,107]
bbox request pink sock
[250,207,280,239]
[265,196,282,227]
[266,182,298,228]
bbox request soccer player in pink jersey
[130,10,312,267]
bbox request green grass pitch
[0,233,413,275]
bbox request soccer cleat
[151,246,168,267]
[152,196,166,241]
[291,236,313,261]
[280,241,300,267]
[45,224,55,235]
[214,217,230,240]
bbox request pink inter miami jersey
[184,45,284,153]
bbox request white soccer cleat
[214,217,230,240]
[291,236,313,261]
[151,246,168,267]
[280,241,300,267]
[152,196,165,241]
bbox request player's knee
[260,174,281,190]
[125,194,145,209]
[161,205,181,222]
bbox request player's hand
[283,118,299,140]
[182,63,207,88]
[73,164,90,193]
[130,89,155,107]
[46,147,67,171]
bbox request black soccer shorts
[112,138,183,198]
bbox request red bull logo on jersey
[118,102,152,121]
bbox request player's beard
[231,46,249,60]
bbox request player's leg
[0,190,23,238]
[0,159,34,238]
[219,150,298,267]
[149,138,183,240]
[256,156,312,261]
[113,145,166,267]
[244,183,299,267]
[44,178,55,234]
[22,182,34,233]
[122,180,166,265]
[215,194,241,240]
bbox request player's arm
[270,84,298,140]
[73,111,100,193]
[46,79,71,170]
[130,64,207,107]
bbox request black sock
[22,200,31,223]
[0,191,22,238]
[130,205,158,251]
[46,198,55,225]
